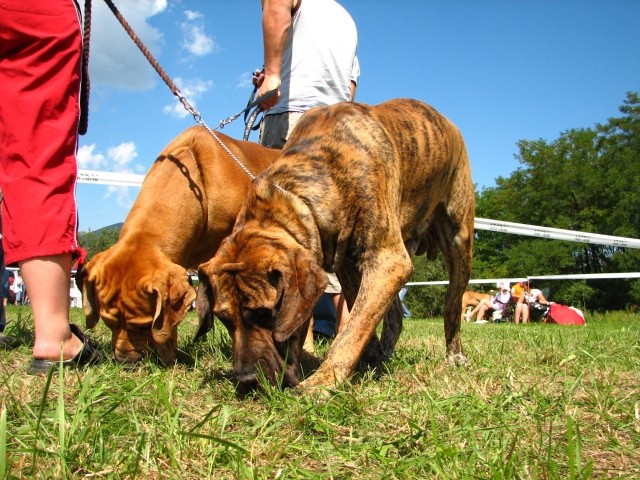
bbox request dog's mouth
[113,335,170,366]
[114,344,177,368]
[113,347,144,366]
[235,353,301,395]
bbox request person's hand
[252,69,264,87]
[257,73,281,110]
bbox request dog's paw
[296,367,341,394]
[446,352,470,367]
[295,381,334,398]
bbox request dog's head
[78,247,196,365]
[196,228,328,393]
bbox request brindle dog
[78,127,280,365]
[196,99,475,391]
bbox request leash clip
[178,93,202,123]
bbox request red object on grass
[547,303,586,326]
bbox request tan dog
[196,99,475,392]
[77,126,280,365]
[461,290,490,321]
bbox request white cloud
[78,141,140,172]
[180,10,216,56]
[162,77,213,119]
[77,141,142,209]
[184,10,202,21]
[77,144,106,170]
[85,0,168,90]
[105,185,136,210]
[108,142,138,172]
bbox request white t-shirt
[268,0,360,115]
[526,289,543,303]
[10,274,23,294]
[492,291,510,311]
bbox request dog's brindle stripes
[198,99,475,390]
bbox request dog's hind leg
[428,203,474,366]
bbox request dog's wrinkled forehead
[215,259,280,313]
[101,287,154,328]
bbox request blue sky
[77,0,640,231]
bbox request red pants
[0,0,84,265]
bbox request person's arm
[258,0,297,109]
[349,55,360,101]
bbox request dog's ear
[149,268,196,345]
[194,267,215,341]
[273,248,328,343]
[80,253,104,329]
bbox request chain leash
[100,0,278,185]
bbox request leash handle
[215,89,277,131]
[243,105,263,141]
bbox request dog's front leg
[298,247,413,389]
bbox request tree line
[407,91,640,316]
[80,92,640,316]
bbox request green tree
[79,227,120,262]
[474,91,640,311]
[404,254,448,318]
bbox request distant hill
[81,222,124,235]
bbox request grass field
[1,305,639,479]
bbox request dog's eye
[245,307,273,327]
[128,320,152,332]
[215,310,234,329]
[267,269,281,287]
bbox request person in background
[518,280,550,323]
[0,0,102,371]
[4,270,15,305]
[464,289,495,322]
[466,286,510,323]
[254,0,360,334]
[399,286,411,318]
[512,280,527,323]
[11,269,23,305]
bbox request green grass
[1,305,639,479]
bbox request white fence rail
[407,272,640,287]
[475,218,640,249]
[77,169,640,287]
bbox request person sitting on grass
[465,286,510,323]
[518,280,550,323]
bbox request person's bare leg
[330,292,350,334]
[466,303,481,320]
[20,254,83,361]
[477,304,490,321]
[514,303,523,324]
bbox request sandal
[27,324,105,375]
[0,332,23,349]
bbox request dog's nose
[113,347,143,365]
[235,371,259,394]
